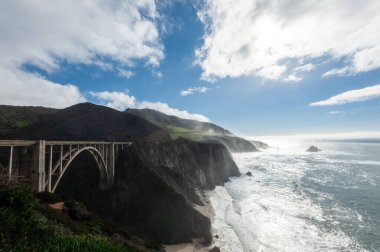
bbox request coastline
[165,191,216,252]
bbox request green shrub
[0,184,50,249]
[36,191,62,204]
[65,199,98,221]
[0,185,142,251]
[8,234,132,252]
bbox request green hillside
[126,108,259,152]
[167,125,205,141]
[126,108,232,136]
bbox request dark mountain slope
[0,105,57,135]
[0,103,170,142]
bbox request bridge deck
[0,140,38,146]
[0,140,132,146]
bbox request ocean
[210,139,380,252]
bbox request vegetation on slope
[166,125,205,141]
[126,108,259,152]
[0,105,56,135]
[126,108,231,136]
[0,103,170,142]
[0,184,161,251]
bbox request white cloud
[322,67,353,78]
[284,74,302,83]
[152,70,163,78]
[180,86,209,96]
[196,0,380,81]
[0,0,163,108]
[328,111,343,115]
[117,68,134,79]
[294,63,315,73]
[137,101,210,122]
[324,46,380,77]
[0,68,85,108]
[310,84,380,106]
[283,64,314,82]
[256,65,287,80]
[89,91,136,111]
[90,91,210,122]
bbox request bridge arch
[0,140,131,192]
[50,146,108,193]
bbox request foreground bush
[7,234,131,252]
[0,184,136,251]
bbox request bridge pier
[30,140,46,192]
[8,146,13,181]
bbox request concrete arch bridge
[0,140,131,192]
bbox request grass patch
[166,125,205,142]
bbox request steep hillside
[0,105,57,135]
[0,103,170,142]
[0,184,162,251]
[127,108,258,152]
[56,138,240,244]
[0,103,242,247]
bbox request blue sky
[1,0,380,136]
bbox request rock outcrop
[306,145,321,152]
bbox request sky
[1,0,380,136]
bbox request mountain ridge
[126,108,259,152]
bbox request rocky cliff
[0,103,241,245]
[56,138,240,245]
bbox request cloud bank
[180,87,209,96]
[310,84,380,106]
[196,0,380,81]
[0,0,163,107]
[90,91,210,122]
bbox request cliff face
[0,103,242,245]
[56,138,240,245]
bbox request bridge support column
[8,146,13,181]
[108,143,115,185]
[31,140,46,192]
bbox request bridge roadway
[0,140,132,192]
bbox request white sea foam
[209,140,375,251]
